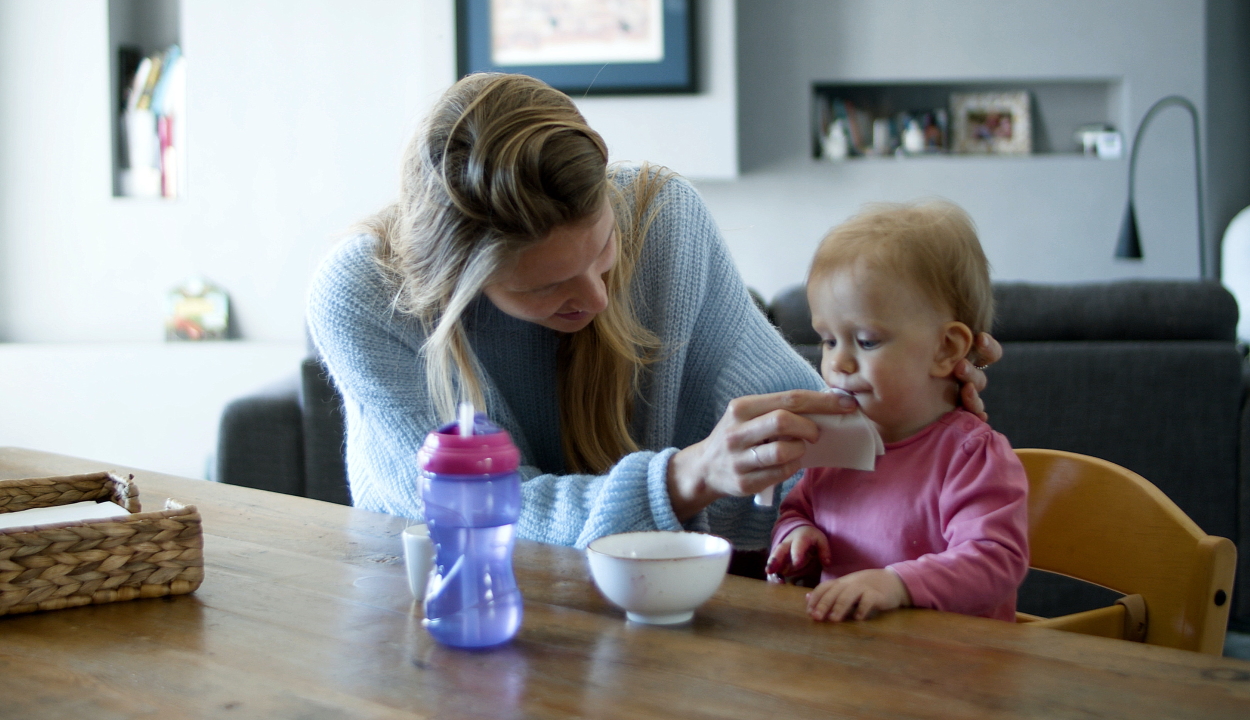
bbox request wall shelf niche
[811,79,1123,161]
[108,0,184,199]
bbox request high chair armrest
[1022,594,1147,642]
[1028,604,1127,639]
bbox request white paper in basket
[0,500,131,530]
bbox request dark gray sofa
[217,279,1248,626]
[216,355,349,506]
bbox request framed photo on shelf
[950,91,1032,155]
[456,0,697,95]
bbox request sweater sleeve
[887,431,1030,617]
[516,448,685,547]
[306,236,445,520]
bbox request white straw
[457,401,475,437]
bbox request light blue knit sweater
[306,170,823,550]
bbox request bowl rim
[585,530,732,562]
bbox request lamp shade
[1115,201,1143,259]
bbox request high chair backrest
[1015,449,1236,655]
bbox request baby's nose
[832,349,857,374]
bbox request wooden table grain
[2,447,1249,720]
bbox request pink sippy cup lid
[417,414,520,476]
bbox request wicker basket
[0,471,204,616]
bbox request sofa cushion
[993,280,1238,342]
[770,285,820,346]
[984,339,1243,619]
[773,280,1240,344]
[300,357,349,505]
[215,375,305,496]
[983,340,1242,542]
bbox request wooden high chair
[1014,448,1237,655]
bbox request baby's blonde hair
[808,200,993,360]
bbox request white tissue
[0,500,131,530]
[798,411,885,469]
[753,400,885,507]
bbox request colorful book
[149,45,182,115]
[134,52,164,111]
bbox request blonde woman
[307,73,998,550]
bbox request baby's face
[808,263,957,443]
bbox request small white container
[402,524,434,601]
[586,531,731,625]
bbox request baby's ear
[932,322,974,377]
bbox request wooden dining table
[1,446,1249,719]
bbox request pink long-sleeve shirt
[772,409,1029,622]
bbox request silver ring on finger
[750,446,763,469]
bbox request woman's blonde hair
[808,200,993,362]
[362,73,665,474]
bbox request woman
[307,73,998,550]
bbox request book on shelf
[148,45,182,115]
[134,53,163,111]
[119,44,185,199]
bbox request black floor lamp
[1115,95,1207,278]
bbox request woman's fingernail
[837,395,857,409]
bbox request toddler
[766,200,1028,623]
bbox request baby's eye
[857,337,881,350]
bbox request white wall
[577,0,737,178]
[1207,0,1250,279]
[0,342,305,478]
[0,0,736,345]
[709,0,1214,302]
[1,0,1243,477]
[0,0,737,477]
[0,0,457,476]
[0,0,1235,340]
[0,0,456,344]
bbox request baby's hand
[806,569,912,622]
[765,526,830,583]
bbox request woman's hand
[953,333,1002,422]
[666,389,857,521]
[765,525,830,583]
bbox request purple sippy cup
[416,403,523,648]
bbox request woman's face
[483,199,617,334]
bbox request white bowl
[586,531,732,625]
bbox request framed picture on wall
[456,0,697,95]
[950,91,1032,155]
